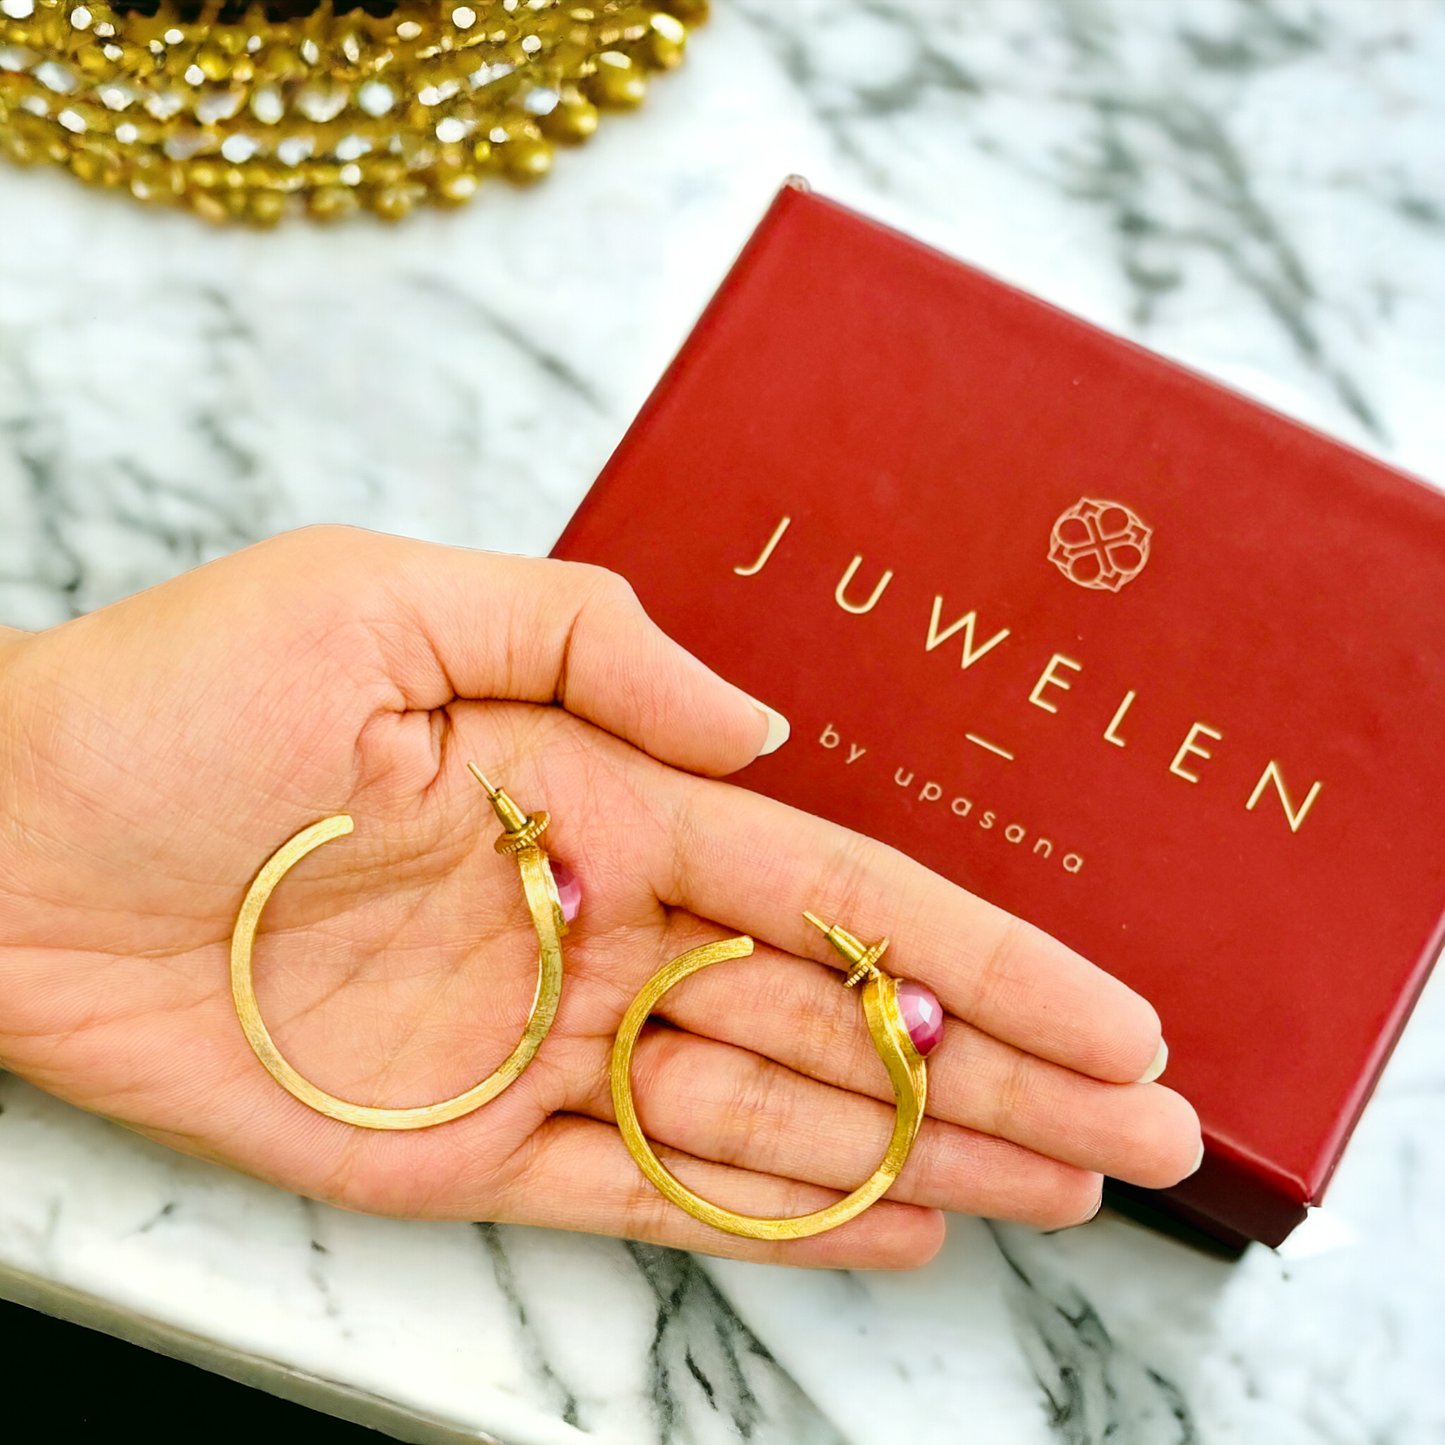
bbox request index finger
[659,775,1164,1085]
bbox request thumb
[347,529,790,777]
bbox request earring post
[803,911,888,984]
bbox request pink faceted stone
[897,980,944,1056]
[550,859,582,924]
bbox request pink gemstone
[550,859,582,924]
[897,980,944,1056]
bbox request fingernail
[746,697,791,756]
[1137,1038,1168,1084]
[1062,1191,1104,1231]
[1044,1189,1104,1234]
[1187,1140,1205,1177]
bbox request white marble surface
[2,1,1444,1441]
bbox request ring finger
[648,936,1201,1189]
[579,1020,1105,1230]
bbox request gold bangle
[229,764,568,1131]
[609,914,941,1240]
[0,0,706,225]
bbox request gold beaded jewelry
[610,914,941,1240]
[0,0,704,224]
[229,763,568,1129]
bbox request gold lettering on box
[1104,690,1137,747]
[1247,761,1323,833]
[965,733,1015,761]
[925,596,1011,668]
[1029,653,1083,714]
[835,555,894,614]
[1170,722,1223,783]
[734,515,791,576]
[770,538,1329,845]
[810,728,1085,872]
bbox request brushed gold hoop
[229,767,567,1131]
[610,917,935,1241]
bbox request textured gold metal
[610,918,929,1241]
[0,0,705,223]
[493,813,550,854]
[229,769,565,1129]
[800,910,889,988]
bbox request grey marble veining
[2,2,1443,1442]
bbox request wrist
[0,624,37,844]
[0,625,30,703]
[0,625,32,1071]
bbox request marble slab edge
[0,1257,504,1445]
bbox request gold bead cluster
[0,0,704,223]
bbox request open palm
[0,528,1199,1267]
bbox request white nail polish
[1188,1140,1205,1176]
[1137,1038,1168,1084]
[748,699,791,755]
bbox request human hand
[0,526,1200,1267]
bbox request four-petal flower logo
[1048,498,1152,592]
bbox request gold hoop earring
[610,914,941,1240]
[230,764,572,1131]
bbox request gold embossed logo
[1048,498,1152,592]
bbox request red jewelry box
[553,181,1445,1249]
